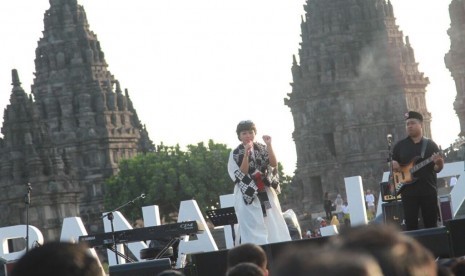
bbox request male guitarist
[391,111,444,230]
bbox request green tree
[104,140,293,223]
[276,163,293,204]
[104,140,232,222]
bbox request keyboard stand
[155,237,180,259]
[106,244,136,263]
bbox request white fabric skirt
[233,185,291,245]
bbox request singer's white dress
[227,146,291,245]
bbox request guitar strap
[421,137,429,159]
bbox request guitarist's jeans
[401,194,438,231]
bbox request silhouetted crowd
[7,223,465,276]
[223,224,465,276]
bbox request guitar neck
[411,156,434,173]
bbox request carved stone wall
[445,0,465,136]
[286,0,431,211]
[0,0,154,240]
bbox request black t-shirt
[392,136,439,197]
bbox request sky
[0,0,460,175]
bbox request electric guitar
[392,153,440,195]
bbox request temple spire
[115,80,122,94]
[10,69,27,97]
[387,0,394,17]
[49,0,78,7]
[11,69,21,87]
[285,0,430,212]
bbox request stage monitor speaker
[187,237,330,276]
[109,258,171,276]
[188,248,229,276]
[382,201,404,228]
[445,218,465,257]
[380,181,400,202]
[2,260,15,276]
[404,226,451,258]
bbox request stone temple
[3,0,462,239]
[0,0,153,240]
[446,0,465,137]
[285,0,432,212]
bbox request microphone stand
[24,183,32,253]
[100,193,145,264]
[387,137,394,196]
[387,136,402,227]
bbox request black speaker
[445,218,465,257]
[380,181,400,202]
[187,237,330,276]
[382,201,404,227]
[109,259,171,276]
[404,226,452,258]
[188,248,229,276]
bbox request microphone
[247,141,253,156]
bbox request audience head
[227,243,267,272]
[329,224,437,276]
[157,269,185,276]
[450,257,465,276]
[436,265,454,276]
[11,242,103,276]
[274,247,383,276]
[226,262,265,276]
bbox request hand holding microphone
[245,141,253,155]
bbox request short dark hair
[274,248,382,276]
[236,120,256,140]
[329,224,436,276]
[227,243,267,270]
[157,269,185,276]
[226,262,265,276]
[11,242,102,276]
[450,258,465,276]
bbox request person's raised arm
[263,135,277,168]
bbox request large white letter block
[320,225,338,237]
[344,176,368,226]
[437,161,465,217]
[61,217,105,274]
[176,200,218,268]
[60,217,90,243]
[220,194,236,249]
[0,225,44,261]
[103,211,148,266]
[142,205,161,227]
